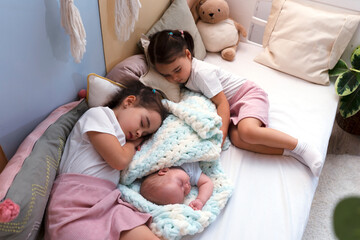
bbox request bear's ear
[199,0,207,5]
[189,0,203,23]
[196,0,207,14]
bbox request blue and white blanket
[118,90,233,240]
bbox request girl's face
[115,96,162,141]
[155,49,192,85]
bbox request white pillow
[86,73,124,107]
[254,0,360,85]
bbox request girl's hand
[129,137,144,151]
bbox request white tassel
[60,0,86,63]
[115,0,141,42]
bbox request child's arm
[189,173,214,210]
[87,131,141,170]
[211,91,230,147]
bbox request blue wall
[0,0,106,159]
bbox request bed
[1,0,360,239]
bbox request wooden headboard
[99,0,170,73]
[98,0,199,73]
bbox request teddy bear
[192,0,247,61]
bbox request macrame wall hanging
[115,0,142,42]
[60,0,141,63]
[60,0,86,63]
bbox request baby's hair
[148,29,194,65]
[105,81,168,122]
[140,171,168,205]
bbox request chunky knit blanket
[118,90,233,240]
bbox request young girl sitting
[140,162,213,210]
[45,81,168,240]
[147,29,323,177]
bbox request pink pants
[229,80,269,127]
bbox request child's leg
[229,123,284,155]
[230,118,297,151]
[120,225,159,240]
[229,118,322,176]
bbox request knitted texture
[0,199,20,223]
[118,90,233,240]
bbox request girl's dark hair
[105,81,168,122]
[148,30,194,65]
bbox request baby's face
[161,168,191,204]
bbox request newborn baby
[140,162,213,210]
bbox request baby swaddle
[118,90,233,240]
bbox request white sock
[283,140,323,177]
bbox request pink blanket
[45,174,151,240]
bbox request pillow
[144,0,206,60]
[87,73,125,108]
[254,0,360,85]
[105,54,148,84]
[140,68,181,103]
[105,54,181,103]
[0,100,88,239]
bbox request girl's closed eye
[140,115,151,136]
[140,116,147,127]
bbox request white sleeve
[195,69,223,99]
[79,107,116,139]
[186,59,223,98]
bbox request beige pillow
[254,0,360,85]
[144,0,206,60]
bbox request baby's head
[140,167,192,205]
[148,30,194,85]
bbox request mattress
[183,42,338,240]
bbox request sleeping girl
[147,29,323,177]
[45,81,168,240]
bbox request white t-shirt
[181,162,202,186]
[185,58,247,100]
[59,106,126,184]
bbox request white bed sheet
[183,42,338,240]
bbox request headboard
[99,0,171,72]
[0,0,106,159]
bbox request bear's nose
[209,13,214,17]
